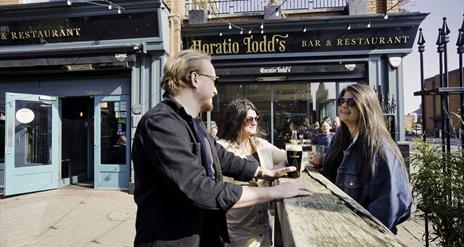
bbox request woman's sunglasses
[245,116,260,124]
[336,97,356,107]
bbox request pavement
[0,184,433,247]
[0,186,136,247]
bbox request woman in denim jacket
[310,84,412,234]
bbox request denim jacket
[334,136,412,234]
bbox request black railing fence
[186,0,347,15]
[414,15,464,247]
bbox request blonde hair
[161,49,211,95]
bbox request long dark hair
[323,83,404,182]
[218,98,260,142]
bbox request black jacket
[131,94,258,247]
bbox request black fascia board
[182,12,429,37]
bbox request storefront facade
[0,0,169,196]
[182,13,426,148]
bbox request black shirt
[131,93,259,247]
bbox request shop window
[212,84,272,141]
[212,81,359,148]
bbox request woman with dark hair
[309,83,412,234]
[218,98,288,247]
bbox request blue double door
[4,93,130,196]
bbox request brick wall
[365,0,402,14]
[164,0,184,56]
[423,69,463,136]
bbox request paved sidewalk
[0,185,431,247]
[0,186,136,247]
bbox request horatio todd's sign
[183,26,417,55]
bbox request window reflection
[212,81,359,148]
[14,100,52,167]
[100,101,127,165]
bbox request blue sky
[403,0,464,114]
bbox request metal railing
[186,0,347,15]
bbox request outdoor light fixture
[388,56,402,69]
[256,76,286,82]
[228,24,232,30]
[240,30,243,35]
[303,27,307,32]
[347,24,351,30]
[248,30,252,34]
[260,23,264,29]
[117,8,121,14]
[344,64,357,71]
[384,14,389,20]
[65,64,94,71]
[260,30,264,34]
[219,32,223,37]
[108,4,112,10]
[67,0,71,5]
[367,22,371,28]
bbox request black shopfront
[182,13,426,148]
[0,0,169,196]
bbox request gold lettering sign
[332,35,410,46]
[191,34,289,55]
[189,32,411,55]
[0,27,81,41]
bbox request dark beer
[285,144,302,178]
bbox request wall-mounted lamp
[388,56,402,69]
[344,64,357,71]
[347,24,351,30]
[66,64,94,71]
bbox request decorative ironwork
[382,95,397,115]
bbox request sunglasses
[197,73,219,84]
[245,116,260,124]
[336,97,356,107]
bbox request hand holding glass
[285,144,303,178]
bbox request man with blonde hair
[132,49,311,247]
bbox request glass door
[94,95,130,190]
[4,93,60,196]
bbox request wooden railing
[275,169,406,246]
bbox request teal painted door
[94,95,130,190]
[4,93,60,196]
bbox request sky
[402,0,464,114]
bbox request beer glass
[285,144,303,178]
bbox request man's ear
[188,71,199,88]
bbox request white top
[218,137,286,247]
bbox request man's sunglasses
[197,73,219,84]
[336,97,356,107]
[245,116,260,124]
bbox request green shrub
[411,141,464,247]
